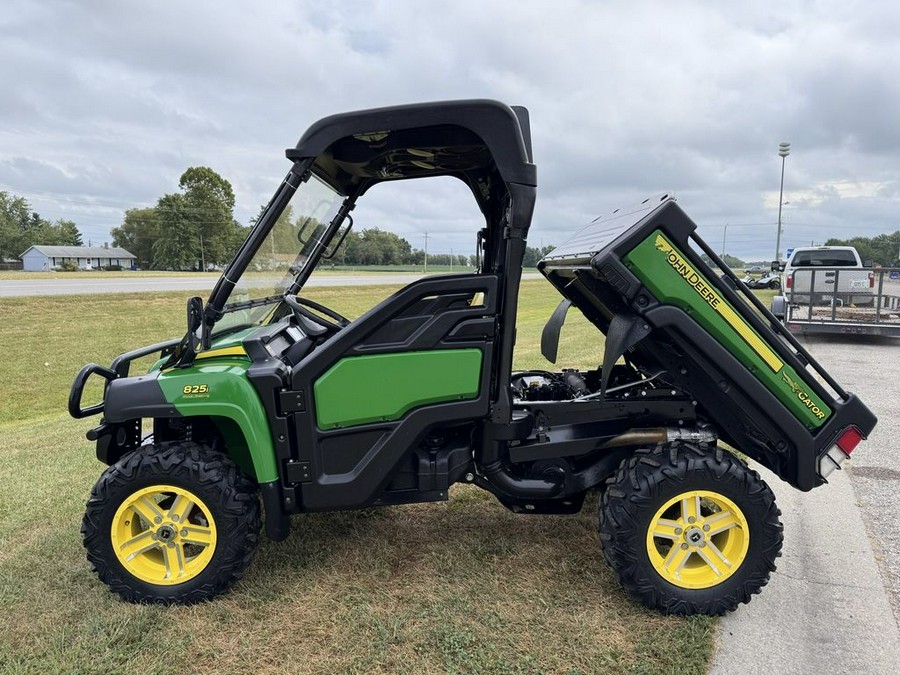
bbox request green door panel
[314,349,483,430]
[157,359,278,482]
[623,231,831,429]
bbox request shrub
[58,260,79,272]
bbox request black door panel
[289,274,498,510]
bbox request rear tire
[599,443,782,615]
[82,441,260,604]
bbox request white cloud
[1,0,898,260]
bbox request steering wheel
[283,294,350,334]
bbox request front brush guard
[68,364,117,418]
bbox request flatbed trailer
[774,267,900,337]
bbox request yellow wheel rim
[645,490,749,589]
[110,485,217,586]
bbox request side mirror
[186,296,204,353]
[770,261,780,271]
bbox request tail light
[869,272,875,288]
[818,426,864,478]
[786,275,793,289]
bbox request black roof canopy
[286,99,536,209]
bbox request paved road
[0,272,544,297]
[711,335,900,674]
[0,274,424,297]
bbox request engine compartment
[511,363,657,402]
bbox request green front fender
[156,359,279,483]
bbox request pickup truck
[778,246,874,306]
[771,246,900,336]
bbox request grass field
[0,280,715,674]
[0,269,430,281]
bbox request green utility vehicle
[71,100,876,615]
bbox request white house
[20,245,137,271]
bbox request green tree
[111,208,160,267]
[700,253,745,269]
[51,219,83,246]
[825,231,900,265]
[339,228,413,265]
[144,167,245,270]
[521,244,556,267]
[0,192,34,258]
[151,194,197,270]
[179,167,239,268]
[0,191,83,259]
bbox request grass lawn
[0,280,715,674]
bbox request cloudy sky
[2,0,898,262]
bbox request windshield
[214,174,344,334]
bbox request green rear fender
[156,359,278,483]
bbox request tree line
[825,231,900,266]
[111,167,249,270]
[700,253,746,269]
[3,167,561,271]
[0,192,83,260]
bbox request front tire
[599,443,782,615]
[82,441,261,604]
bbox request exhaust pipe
[477,426,716,499]
[478,425,562,498]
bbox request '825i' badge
[182,384,209,397]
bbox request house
[20,245,137,271]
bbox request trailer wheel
[82,441,260,604]
[599,443,782,615]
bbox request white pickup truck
[779,245,874,306]
[769,246,900,336]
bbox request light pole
[721,223,728,256]
[775,142,791,262]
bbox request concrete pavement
[709,466,900,674]
[802,336,900,622]
[0,272,544,297]
[711,335,900,674]
[0,274,425,297]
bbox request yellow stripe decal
[654,235,784,372]
[195,346,248,360]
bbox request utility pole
[199,233,206,272]
[423,232,429,273]
[721,224,728,256]
[450,247,453,273]
[775,142,791,262]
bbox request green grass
[0,280,715,674]
[0,269,430,280]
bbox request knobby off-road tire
[599,443,783,616]
[82,441,261,604]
